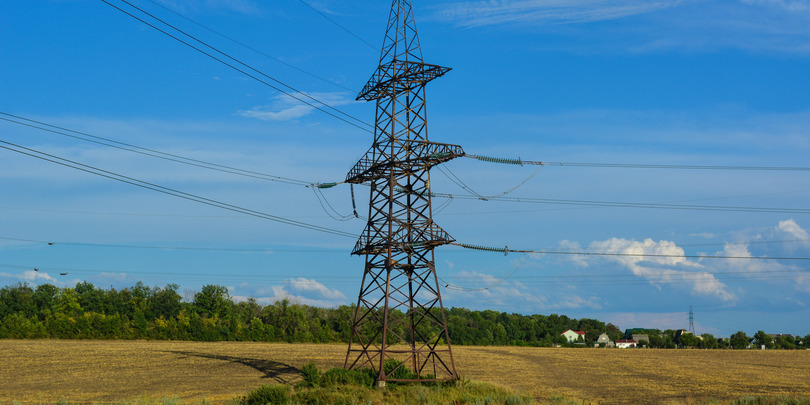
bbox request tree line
[1,282,807,349]
[627,328,808,350]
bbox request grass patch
[235,362,534,405]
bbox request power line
[145,0,356,92]
[428,192,810,215]
[0,236,339,253]
[465,154,810,172]
[0,112,314,186]
[450,242,810,260]
[99,0,373,133]
[295,0,378,51]
[0,139,357,239]
[0,262,358,284]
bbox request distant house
[624,328,647,338]
[595,333,612,347]
[561,329,586,343]
[631,334,650,346]
[615,339,637,349]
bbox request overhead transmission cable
[145,0,355,92]
[295,0,378,51]
[465,154,810,172]
[1,112,357,222]
[450,242,810,260]
[0,112,313,187]
[0,236,338,253]
[0,140,357,238]
[427,191,810,215]
[99,0,373,133]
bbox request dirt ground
[1,340,808,404]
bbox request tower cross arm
[345,141,465,184]
[357,60,452,101]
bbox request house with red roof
[615,339,638,349]
[561,329,587,343]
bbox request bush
[299,362,320,388]
[383,358,417,381]
[320,367,374,388]
[243,384,291,405]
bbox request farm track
[1,340,809,404]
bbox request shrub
[243,384,291,405]
[320,367,374,388]
[299,362,320,388]
[383,358,417,381]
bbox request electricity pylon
[344,0,463,384]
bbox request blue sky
[2,0,809,338]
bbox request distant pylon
[688,305,695,334]
[344,0,462,383]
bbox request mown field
[1,340,808,404]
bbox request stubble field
[1,339,808,404]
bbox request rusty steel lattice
[344,0,463,383]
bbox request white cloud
[776,219,810,242]
[586,238,736,301]
[0,269,58,284]
[286,277,346,300]
[238,92,356,122]
[430,0,810,53]
[230,278,347,308]
[430,0,685,27]
[442,270,603,310]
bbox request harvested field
[1,339,808,404]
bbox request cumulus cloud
[238,92,355,122]
[230,278,347,307]
[443,270,603,311]
[776,219,810,242]
[0,269,58,284]
[287,277,346,300]
[585,238,736,302]
[430,0,685,27]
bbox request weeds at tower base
[237,360,534,405]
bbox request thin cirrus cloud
[429,0,685,27]
[238,92,356,122]
[155,0,262,15]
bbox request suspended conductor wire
[437,164,542,201]
[0,140,357,238]
[295,0,378,51]
[464,154,810,171]
[450,242,810,260]
[145,0,356,92]
[100,0,373,133]
[428,192,810,215]
[0,236,338,253]
[0,112,313,187]
[432,194,454,215]
[440,253,534,292]
[311,187,359,222]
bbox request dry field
[1,339,808,404]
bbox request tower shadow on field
[165,350,299,383]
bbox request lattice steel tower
[344,0,463,383]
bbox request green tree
[34,284,59,318]
[730,331,750,349]
[194,285,232,319]
[149,284,182,319]
[753,330,774,349]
